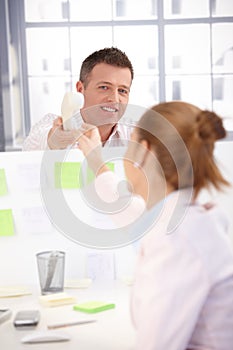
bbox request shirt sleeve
[94,171,146,227]
[22,114,56,151]
[130,232,210,350]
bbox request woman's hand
[77,123,109,176]
[77,123,101,156]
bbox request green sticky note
[87,162,115,184]
[107,162,115,172]
[0,169,8,196]
[0,209,15,236]
[73,301,115,313]
[54,162,82,189]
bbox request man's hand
[47,117,79,150]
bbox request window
[1,0,233,149]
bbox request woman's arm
[78,123,146,227]
[77,123,109,175]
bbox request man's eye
[119,88,129,95]
[99,86,108,90]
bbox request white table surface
[0,281,136,350]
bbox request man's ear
[76,81,84,93]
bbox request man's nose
[107,89,120,102]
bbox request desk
[0,281,136,350]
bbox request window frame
[0,0,232,150]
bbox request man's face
[78,63,132,126]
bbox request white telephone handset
[61,92,84,130]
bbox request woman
[78,101,233,350]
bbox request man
[23,47,134,151]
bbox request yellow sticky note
[87,162,115,184]
[0,169,8,196]
[0,286,32,298]
[0,209,15,236]
[39,292,76,307]
[54,162,82,189]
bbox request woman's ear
[140,139,150,151]
[133,139,150,168]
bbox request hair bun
[196,110,226,142]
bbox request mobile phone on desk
[13,310,40,328]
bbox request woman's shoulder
[186,201,229,231]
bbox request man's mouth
[101,106,119,113]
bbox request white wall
[0,149,135,287]
[0,142,232,287]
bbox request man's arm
[23,114,81,151]
[22,113,57,151]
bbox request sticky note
[0,209,15,236]
[17,163,41,191]
[87,162,114,184]
[21,206,53,234]
[0,169,8,196]
[54,162,82,189]
[86,251,116,280]
[73,301,115,313]
[39,292,76,307]
[0,286,32,298]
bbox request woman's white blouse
[95,171,233,350]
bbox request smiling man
[23,47,134,151]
